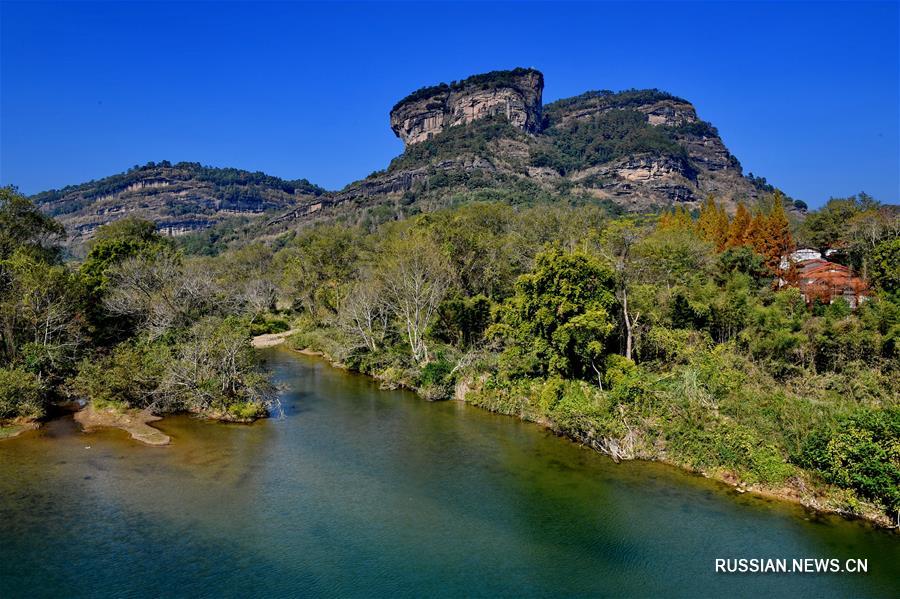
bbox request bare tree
[158,317,277,417]
[598,220,645,361]
[105,250,221,338]
[377,232,451,364]
[340,271,388,352]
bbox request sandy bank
[251,329,298,349]
[75,406,171,446]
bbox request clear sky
[1,1,897,207]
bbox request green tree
[869,237,899,298]
[490,248,616,381]
[800,408,900,516]
[0,186,64,261]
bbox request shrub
[799,408,900,512]
[250,316,290,336]
[0,367,44,420]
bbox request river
[1,348,897,597]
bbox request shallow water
[1,348,897,597]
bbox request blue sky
[1,1,897,207]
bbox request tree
[726,202,752,248]
[752,193,794,273]
[158,317,277,419]
[869,238,899,298]
[658,205,693,232]
[696,195,729,251]
[490,248,616,382]
[340,271,389,352]
[599,220,644,360]
[0,186,64,261]
[377,230,451,364]
[0,190,82,378]
[279,225,360,320]
[798,194,880,250]
[103,248,222,338]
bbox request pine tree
[658,205,693,232]
[749,209,767,257]
[759,192,794,272]
[672,205,693,230]
[726,202,752,248]
[696,195,730,250]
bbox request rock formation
[390,68,543,146]
[32,162,323,246]
[36,68,791,245]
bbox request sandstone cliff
[33,162,323,246]
[269,71,771,230]
[38,68,792,247]
[390,68,543,146]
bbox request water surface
[1,348,897,597]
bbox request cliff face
[39,69,784,246]
[390,68,543,145]
[32,162,323,246]
[268,75,763,229]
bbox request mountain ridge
[32,68,797,247]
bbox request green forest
[1,185,897,525]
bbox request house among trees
[779,248,822,270]
[780,255,870,308]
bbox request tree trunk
[622,288,633,361]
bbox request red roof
[787,259,869,304]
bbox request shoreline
[281,344,896,531]
[0,421,40,441]
[251,329,299,349]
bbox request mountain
[34,68,788,246]
[268,68,777,230]
[31,161,324,245]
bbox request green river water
[1,348,897,597]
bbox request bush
[799,408,900,512]
[603,354,636,389]
[250,316,290,336]
[419,356,453,388]
[72,342,168,410]
[0,367,44,420]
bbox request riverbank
[74,405,171,446]
[251,329,299,348]
[0,421,39,441]
[281,343,896,530]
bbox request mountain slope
[268,70,775,231]
[35,68,789,246]
[32,161,324,245]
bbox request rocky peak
[543,89,698,129]
[390,68,543,146]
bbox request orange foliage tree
[695,195,729,250]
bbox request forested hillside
[31,161,324,248]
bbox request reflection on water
[1,348,897,597]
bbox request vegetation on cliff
[391,67,542,113]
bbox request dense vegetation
[392,67,540,112]
[534,109,691,175]
[543,89,688,125]
[0,187,277,423]
[269,194,898,523]
[2,181,898,525]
